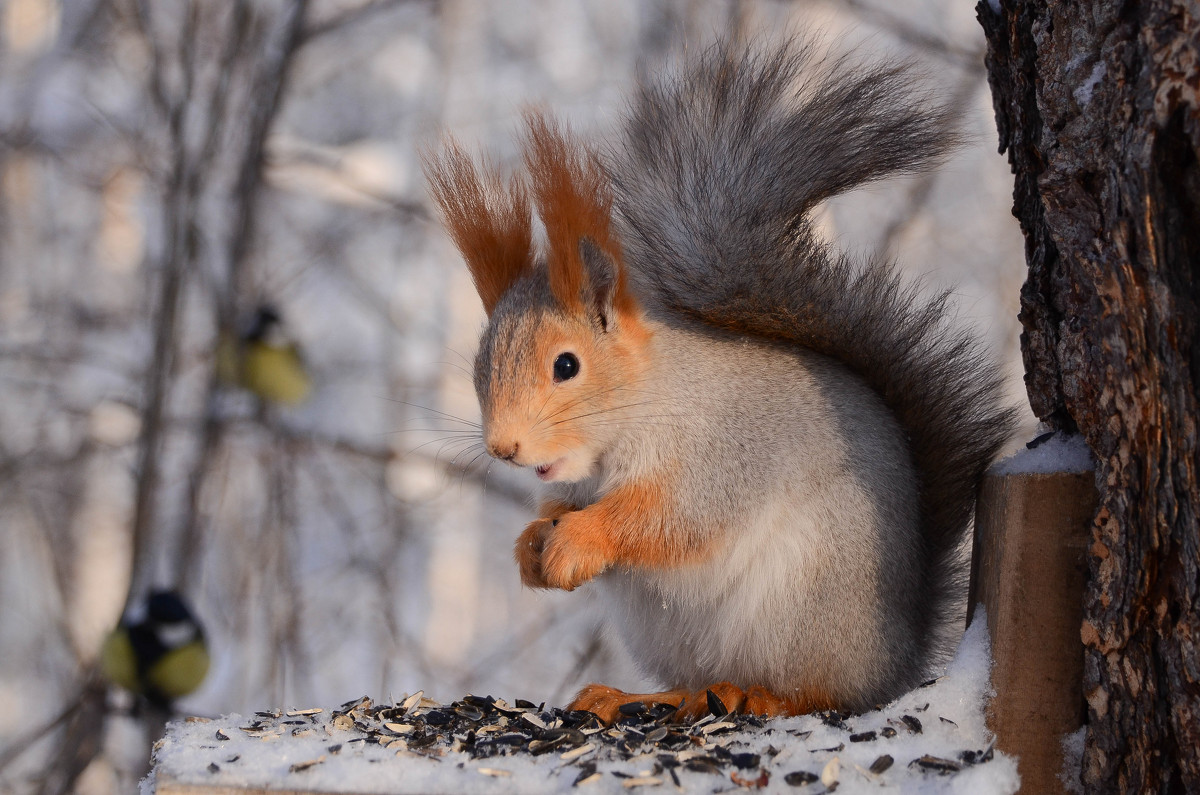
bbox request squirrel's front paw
[538,512,614,591]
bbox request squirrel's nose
[488,441,519,462]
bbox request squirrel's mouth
[535,458,565,481]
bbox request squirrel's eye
[553,352,580,382]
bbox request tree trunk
[977,1,1200,792]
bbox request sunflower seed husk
[289,756,325,773]
[622,776,662,788]
[699,721,736,735]
[521,712,547,730]
[401,691,423,714]
[820,756,840,787]
[911,755,962,774]
[561,743,596,761]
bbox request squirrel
[424,37,1016,723]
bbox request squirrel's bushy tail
[607,37,1017,654]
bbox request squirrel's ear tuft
[523,112,635,323]
[423,140,533,316]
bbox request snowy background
[0,1,1031,793]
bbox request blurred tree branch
[178,0,309,592]
[837,0,985,72]
[299,0,436,45]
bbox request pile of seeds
[161,687,1007,793]
[151,615,1017,792]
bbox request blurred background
[0,0,1032,792]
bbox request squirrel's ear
[579,237,620,331]
[523,111,635,326]
[423,140,533,316]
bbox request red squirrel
[424,37,1016,723]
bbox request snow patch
[991,431,1094,476]
[149,621,1019,794]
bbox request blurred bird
[100,590,210,707]
[216,304,312,406]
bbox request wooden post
[968,462,1096,793]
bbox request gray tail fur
[606,37,1017,655]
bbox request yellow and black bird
[216,304,312,406]
[100,590,210,707]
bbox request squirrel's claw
[537,512,613,590]
[515,519,553,589]
[515,511,614,591]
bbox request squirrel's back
[605,37,1017,665]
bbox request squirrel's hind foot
[568,682,835,724]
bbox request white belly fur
[597,470,897,706]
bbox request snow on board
[990,431,1094,476]
[147,615,1019,794]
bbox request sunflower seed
[731,752,760,769]
[705,690,729,717]
[784,770,818,785]
[911,755,962,774]
[455,703,484,721]
[574,764,601,787]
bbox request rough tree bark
[977,0,1199,792]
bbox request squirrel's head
[425,113,650,483]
